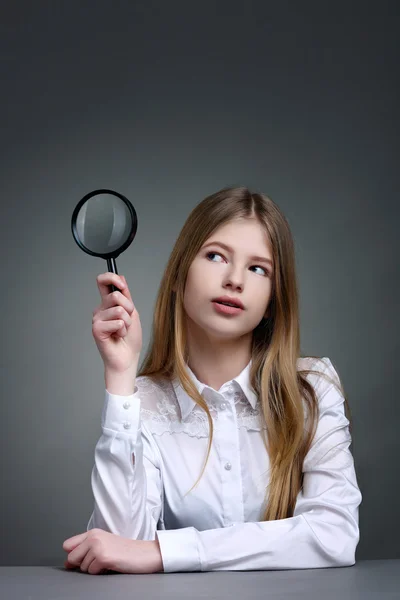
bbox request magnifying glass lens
[75,193,132,255]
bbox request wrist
[104,365,138,396]
[152,538,164,573]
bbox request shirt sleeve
[156,357,362,572]
[86,386,165,541]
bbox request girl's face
[183,218,274,343]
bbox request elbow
[331,522,360,568]
[302,513,360,568]
[323,531,359,568]
[330,544,357,568]
[307,538,358,569]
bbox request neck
[185,322,252,391]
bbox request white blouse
[86,356,362,572]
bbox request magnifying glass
[71,189,138,293]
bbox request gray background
[0,1,398,566]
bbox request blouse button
[123,401,131,409]
[220,402,226,410]
[123,422,131,429]
[224,462,232,470]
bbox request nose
[223,272,243,292]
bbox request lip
[212,296,244,309]
[212,301,243,316]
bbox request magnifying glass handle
[107,258,122,294]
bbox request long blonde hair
[137,186,351,521]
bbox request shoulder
[135,374,184,436]
[297,355,333,371]
[297,355,340,383]
[135,374,177,412]
[297,356,343,409]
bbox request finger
[80,548,96,573]
[63,533,87,551]
[106,291,135,316]
[97,273,126,300]
[93,319,127,338]
[88,557,105,575]
[67,538,90,568]
[98,305,131,324]
[116,274,132,302]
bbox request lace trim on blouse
[136,376,267,438]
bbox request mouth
[212,297,244,310]
[211,299,245,317]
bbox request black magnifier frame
[71,188,138,293]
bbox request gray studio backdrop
[0,2,398,565]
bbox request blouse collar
[171,359,258,421]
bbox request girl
[63,186,362,574]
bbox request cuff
[101,386,141,443]
[156,527,201,572]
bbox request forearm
[87,398,164,540]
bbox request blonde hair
[137,185,351,521]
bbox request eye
[205,252,270,277]
[253,265,269,276]
[206,251,223,263]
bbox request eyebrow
[202,241,274,268]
